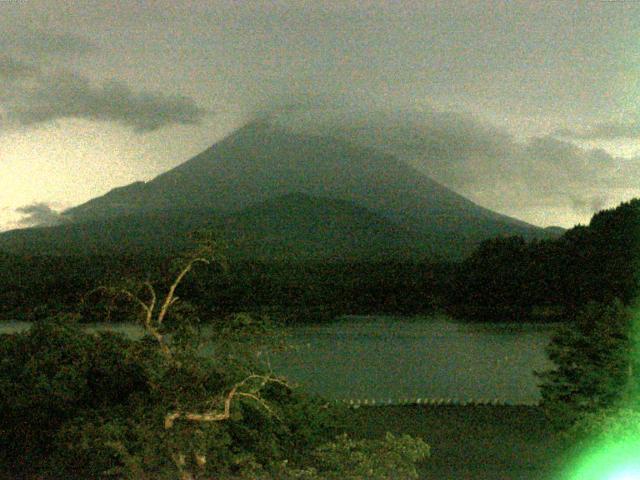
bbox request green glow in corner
[609,469,640,480]
[564,440,640,480]
[561,306,640,480]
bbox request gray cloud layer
[0,56,39,78]
[15,202,66,228]
[0,29,207,132]
[0,56,207,132]
[557,121,640,140]
[0,30,96,57]
[271,105,636,220]
[0,58,206,132]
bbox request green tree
[449,236,533,321]
[0,240,430,479]
[537,300,633,429]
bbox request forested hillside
[447,198,640,321]
[1,199,637,325]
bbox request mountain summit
[5,121,551,259]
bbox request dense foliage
[0,253,430,479]
[563,407,640,450]
[0,199,638,327]
[537,300,634,429]
[0,255,447,323]
[507,200,640,478]
[448,199,640,321]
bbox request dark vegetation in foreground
[0,243,430,479]
[0,200,639,478]
[0,198,637,324]
[348,405,563,480]
[0,316,430,480]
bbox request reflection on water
[268,315,560,404]
[0,315,559,404]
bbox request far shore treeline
[1,198,638,325]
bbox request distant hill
[0,193,428,260]
[1,121,557,259]
[222,193,427,261]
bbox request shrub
[0,248,430,479]
[538,300,633,429]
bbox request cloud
[0,56,39,79]
[15,202,67,227]
[569,195,608,215]
[11,71,208,132]
[268,105,514,185]
[269,105,638,222]
[0,56,208,132]
[0,30,96,57]
[556,121,640,140]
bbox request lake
[0,315,559,405]
[268,316,558,405]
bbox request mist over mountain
[2,120,557,259]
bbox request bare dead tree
[87,254,210,360]
[91,239,289,480]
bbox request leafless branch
[157,257,209,326]
[88,254,212,362]
[164,374,288,429]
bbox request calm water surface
[269,316,559,404]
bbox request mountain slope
[58,120,548,257]
[224,193,428,260]
[0,193,429,260]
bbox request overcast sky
[1,0,639,230]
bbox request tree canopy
[0,248,430,479]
